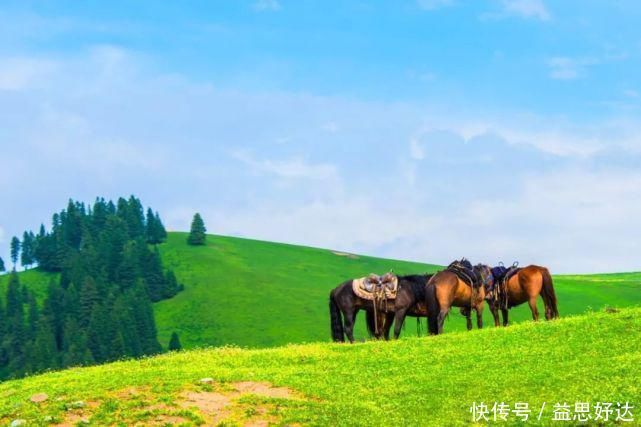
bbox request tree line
[0,196,183,379]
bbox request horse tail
[426,280,440,335]
[365,310,376,338]
[540,267,559,319]
[329,290,345,342]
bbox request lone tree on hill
[187,213,206,246]
[168,332,182,351]
[10,236,20,270]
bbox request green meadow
[0,307,639,426]
[1,232,640,425]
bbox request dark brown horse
[425,261,492,335]
[371,274,435,339]
[485,265,559,326]
[329,274,436,342]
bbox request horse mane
[398,274,433,300]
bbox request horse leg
[465,309,473,331]
[343,308,357,343]
[475,302,484,329]
[437,305,450,334]
[528,297,539,321]
[490,306,500,327]
[501,308,509,326]
[383,312,394,341]
[393,308,409,339]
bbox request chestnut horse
[486,265,559,326]
[425,262,492,335]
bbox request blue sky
[1,0,641,273]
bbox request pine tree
[79,277,100,327]
[155,212,167,242]
[187,213,207,245]
[10,236,20,270]
[26,292,39,341]
[168,332,182,351]
[2,196,178,379]
[146,209,168,244]
[21,231,35,269]
[31,317,59,372]
[5,273,26,376]
[0,256,5,272]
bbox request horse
[425,260,493,335]
[485,265,559,326]
[361,275,436,340]
[329,274,436,342]
[329,278,387,343]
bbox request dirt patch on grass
[332,251,359,259]
[179,390,233,424]
[178,381,301,426]
[54,412,90,426]
[233,381,294,399]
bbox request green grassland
[1,307,639,426]
[154,232,641,349]
[4,232,641,351]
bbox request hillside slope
[154,232,441,348]
[3,232,641,350]
[1,308,639,426]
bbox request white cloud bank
[1,47,640,273]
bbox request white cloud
[417,0,455,11]
[252,0,281,12]
[231,150,339,181]
[481,0,550,22]
[2,47,641,274]
[0,57,58,90]
[409,137,425,160]
[546,56,597,80]
[502,0,550,21]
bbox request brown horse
[486,265,559,326]
[425,261,492,335]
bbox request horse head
[474,264,495,297]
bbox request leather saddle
[354,272,398,300]
[446,259,481,289]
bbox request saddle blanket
[352,273,398,300]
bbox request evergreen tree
[79,277,100,327]
[146,209,168,244]
[4,273,26,376]
[10,236,20,270]
[168,332,182,351]
[30,317,59,372]
[26,292,39,341]
[164,270,182,299]
[155,212,167,242]
[1,196,178,380]
[0,256,5,272]
[21,231,35,269]
[61,318,93,368]
[187,213,207,245]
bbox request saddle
[352,272,398,300]
[446,259,481,289]
[490,262,521,309]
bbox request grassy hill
[3,232,641,351]
[1,307,639,426]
